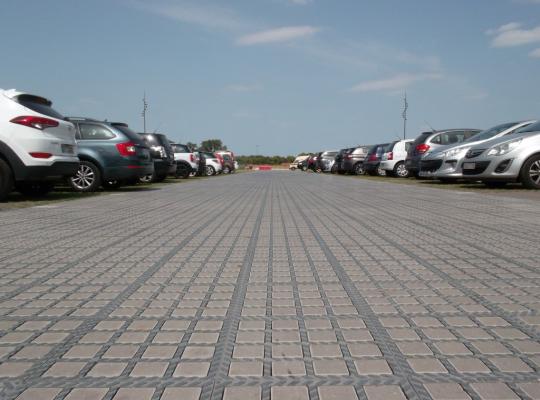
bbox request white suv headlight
[444,147,469,159]
[486,139,522,156]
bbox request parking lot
[0,171,539,400]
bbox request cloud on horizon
[347,73,443,93]
[236,26,320,45]
[487,22,540,47]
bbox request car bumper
[104,164,154,180]
[379,161,396,171]
[461,158,519,181]
[16,161,80,182]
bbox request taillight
[116,141,137,156]
[416,144,430,154]
[216,154,224,165]
[368,154,377,161]
[29,152,52,159]
[387,152,393,160]
[344,154,352,160]
[190,154,195,162]
[11,116,59,130]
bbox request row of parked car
[0,89,237,201]
[291,120,540,189]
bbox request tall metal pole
[402,92,408,140]
[142,92,148,133]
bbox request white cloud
[348,73,442,93]
[487,22,540,47]
[132,1,248,32]
[237,26,320,45]
[530,48,540,57]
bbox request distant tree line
[236,155,295,165]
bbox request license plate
[61,144,74,154]
[463,162,475,170]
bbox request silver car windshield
[463,122,518,143]
[515,120,540,134]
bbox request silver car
[461,121,540,189]
[419,120,536,181]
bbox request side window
[405,142,412,152]
[78,124,115,140]
[431,135,441,144]
[463,130,477,140]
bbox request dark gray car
[405,129,481,177]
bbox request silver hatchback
[461,121,540,189]
[419,121,536,181]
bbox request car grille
[462,161,490,175]
[420,159,443,172]
[465,149,485,159]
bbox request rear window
[113,125,146,143]
[171,144,190,153]
[516,121,540,134]
[16,94,64,120]
[78,123,116,140]
[412,132,432,145]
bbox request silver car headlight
[486,139,522,156]
[444,147,470,159]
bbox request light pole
[402,92,408,140]
[142,92,148,133]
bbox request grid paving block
[0,172,539,399]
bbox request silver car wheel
[396,163,409,177]
[206,166,215,176]
[71,164,95,190]
[140,174,153,183]
[377,167,386,176]
[529,160,540,184]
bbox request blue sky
[1,0,539,155]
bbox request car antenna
[152,122,163,134]
[424,120,436,133]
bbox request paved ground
[0,171,539,400]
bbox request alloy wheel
[529,160,540,185]
[396,163,409,178]
[71,164,95,190]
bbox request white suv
[379,139,414,177]
[0,89,78,200]
[170,143,199,178]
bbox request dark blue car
[66,118,153,192]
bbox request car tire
[223,166,231,174]
[393,162,409,178]
[15,181,53,197]
[519,154,540,189]
[206,166,216,176]
[70,161,101,192]
[154,174,167,183]
[0,159,13,201]
[176,163,191,179]
[353,163,365,175]
[484,181,507,188]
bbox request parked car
[462,121,540,189]
[333,148,355,174]
[170,142,199,178]
[405,129,481,178]
[290,155,309,170]
[307,152,322,171]
[341,145,372,175]
[64,119,152,192]
[196,151,207,176]
[138,132,175,183]
[215,151,236,174]
[364,143,390,176]
[419,121,536,181]
[379,139,414,178]
[298,154,312,171]
[201,152,223,176]
[0,89,79,200]
[316,150,338,172]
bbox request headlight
[486,139,522,156]
[444,147,469,159]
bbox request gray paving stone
[0,172,539,400]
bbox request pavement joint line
[1,182,258,400]
[296,178,539,276]
[305,182,540,343]
[0,189,235,302]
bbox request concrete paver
[0,171,539,399]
